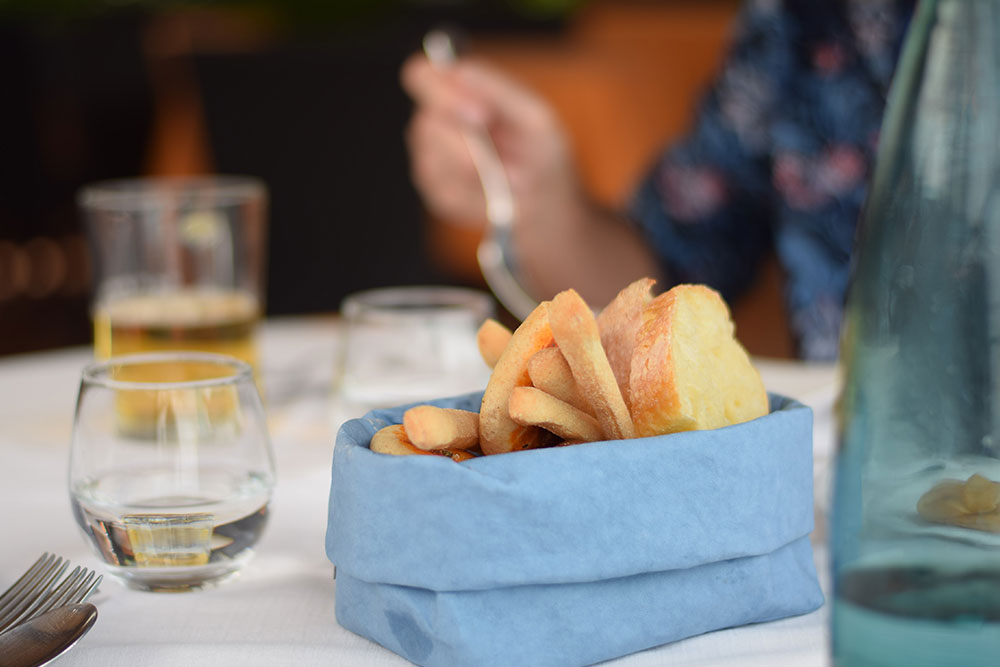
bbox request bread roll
[629,284,768,437]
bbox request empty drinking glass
[333,286,494,418]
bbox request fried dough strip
[508,386,603,443]
[370,424,475,462]
[526,346,591,414]
[476,318,513,369]
[479,302,554,455]
[549,289,635,440]
[403,405,479,451]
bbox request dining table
[0,315,840,666]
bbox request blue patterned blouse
[628,0,914,360]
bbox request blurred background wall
[0,0,783,358]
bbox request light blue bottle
[831,0,1000,665]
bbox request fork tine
[16,566,85,623]
[0,553,57,616]
[18,567,103,628]
[76,572,102,604]
[0,553,50,610]
[46,568,88,610]
[67,570,102,605]
[0,556,102,636]
[0,556,67,632]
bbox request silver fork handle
[422,30,539,321]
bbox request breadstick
[476,318,513,369]
[508,386,603,443]
[403,405,479,451]
[479,301,554,455]
[527,346,591,414]
[549,289,635,440]
[370,424,475,462]
[596,277,655,409]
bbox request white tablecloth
[0,317,839,666]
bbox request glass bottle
[831,0,1000,665]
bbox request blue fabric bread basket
[326,391,823,667]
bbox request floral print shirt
[629,0,914,360]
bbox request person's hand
[400,54,579,228]
[400,52,663,307]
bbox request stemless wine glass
[69,352,276,592]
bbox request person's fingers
[405,111,487,220]
[401,52,571,223]
[400,53,488,126]
[401,53,554,134]
[452,60,556,134]
[406,112,475,184]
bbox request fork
[423,29,539,321]
[0,553,102,635]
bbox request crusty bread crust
[597,277,656,410]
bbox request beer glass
[79,176,267,370]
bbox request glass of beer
[79,176,267,370]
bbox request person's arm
[510,187,663,309]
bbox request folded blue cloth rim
[327,392,817,592]
[334,535,820,667]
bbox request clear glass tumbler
[334,286,494,417]
[69,352,276,591]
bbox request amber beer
[93,289,260,437]
[93,288,259,366]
